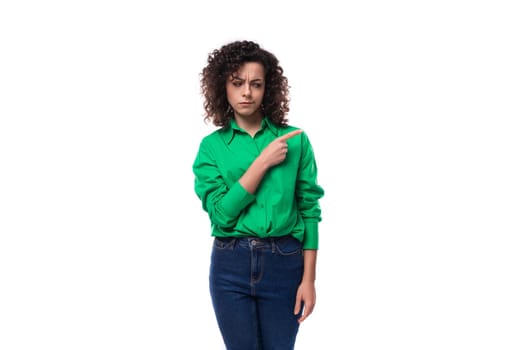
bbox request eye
[252,83,262,88]
[232,81,242,87]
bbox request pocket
[213,237,236,250]
[274,235,303,256]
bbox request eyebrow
[231,75,264,82]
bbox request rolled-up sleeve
[193,138,255,228]
[296,133,324,249]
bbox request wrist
[301,276,316,284]
[254,155,270,171]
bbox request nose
[242,84,251,97]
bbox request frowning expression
[226,62,265,120]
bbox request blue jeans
[210,235,304,350]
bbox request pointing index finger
[279,129,303,141]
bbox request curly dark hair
[200,40,290,127]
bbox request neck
[234,112,264,137]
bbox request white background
[1,0,524,349]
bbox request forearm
[302,249,317,283]
[239,156,270,194]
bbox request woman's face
[226,62,265,121]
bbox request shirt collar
[221,117,278,144]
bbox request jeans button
[250,240,257,247]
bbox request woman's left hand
[294,281,316,323]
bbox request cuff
[302,220,319,249]
[220,181,256,217]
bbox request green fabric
[193,118,324,249]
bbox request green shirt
[193,118,324,249]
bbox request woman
[192,40,324,350]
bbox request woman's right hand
[258,129,302,168]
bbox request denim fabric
[210,235,304,350]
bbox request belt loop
[271,237,276,253]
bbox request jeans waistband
[216,235,293,250]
